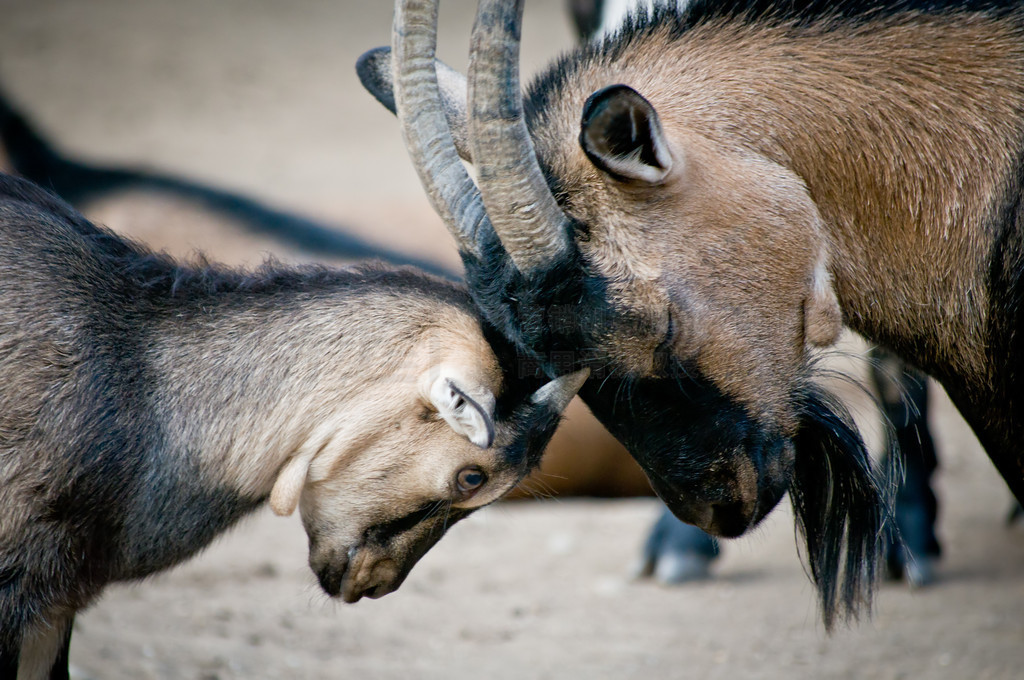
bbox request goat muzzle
[648,439,794,538]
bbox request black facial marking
[365,500,467,548]
[580,358,788,530]
[355,501,473,600]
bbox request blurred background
[1,1,1021,679]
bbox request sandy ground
[1,1,1022,678]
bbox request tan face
[506,83,843,536]
[297,408,521,603]
[563,123,841,430]
[267,325,585,602]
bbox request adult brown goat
[359,0,1024,628]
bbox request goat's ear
[580,85,674,184]
[805,258,843,347]
[270,452,315,516]
[428,374,496,448]
[356,47,472,162]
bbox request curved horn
[467,0,573,274]
[391,0,491,259]
[356,47,473,162]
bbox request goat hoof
[654,551,713,584]
[632,506,720,584]
[902,555,937,589]
[885,546,937,588]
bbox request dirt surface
[1,2,1022,678]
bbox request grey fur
[0,173,581,678]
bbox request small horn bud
[531,368,591,414]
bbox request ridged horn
[356,46,473,162]
[391,0,491,259]
[467,0,573,274]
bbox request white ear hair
[428,374,497,448]
[580,85,674,184]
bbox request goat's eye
[456,466,487,494]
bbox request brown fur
[363,0,1024,625]
[516,7,1024,496]
[531,11,1024,423]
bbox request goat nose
[705,500,754,538]
[311,547,352,598]
[659,496,755,537]
[651,476,759,538]
[316,563,344,597]
[651,484,714,532]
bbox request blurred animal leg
[869,347,940,587]
[634,507,719,584]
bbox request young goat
[0,174,586,679]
